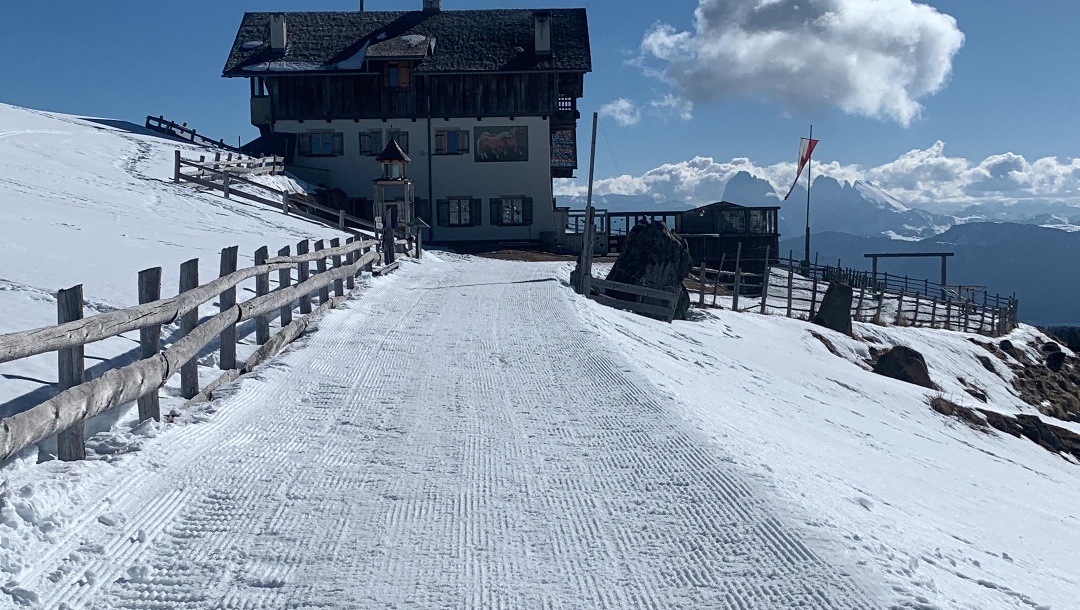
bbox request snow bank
[566,265,1080,609]
[0,103,348,428]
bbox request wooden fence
[146,115,242,154]
[0,237,393,463]
[587,278,681,322]
[690,255,1019,336]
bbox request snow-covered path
[10,257,881,609]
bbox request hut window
[434,129,471,155]
[359,130,383,155]
[385,63,412,90]
[298,131,343,157]
[491,196,533,226]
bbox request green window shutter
[522,197,534,225]
[332,132,344,156]
[437,199,450,227]
[298,133,312,156]
[490,198,501,226]
[470,198,482,226]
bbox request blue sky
[2,0,1077,206]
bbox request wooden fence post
[314,240,330,304]
[873,291,884,325]
[255,246,270,345]
[895,291,905,325]
[364,245,374,273]
[330,238,344,297]
[415,230,423,261]
[173,150,181,183]
[297,240,312,314]
[222,172,231,199]
[912,292,921,327]
[179,259,200,400]
[345,237,356,290]
[759,245,772,315]
[278,246,293,326]
[732,267,742,312]
[219,246,239,370]
[282,192,290,214]
[338,209,346,231]
[698,265,706,307]
[945,300,953,331]
[137,268,163,422]
[57,285,86,461]
[929,296,937,328]
[808,275,819,322]
[712,253,726,307]
[785,257,794,318]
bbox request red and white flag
[783,137,819,200]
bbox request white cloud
[638,0,965,126]
[649,95,694,122]
[598,98,642,127]
[554,143,1080,209]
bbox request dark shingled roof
[376,138,411,163]
[223,9,591,76]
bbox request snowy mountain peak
[854,180,910,212]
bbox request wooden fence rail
[145,115,243,154]
[0,238,383,462]
[587,278,681,322]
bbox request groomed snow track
[10,256,882,609]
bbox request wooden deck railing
[0,237,388,463]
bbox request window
[437,197,480,227]
[434,129,471,155]
[297,131,343,157]
[386,129,409,153]
[359,130,382,155]
[490,196,533,226]
[384,62,411,90]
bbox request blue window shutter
[447,130,458,154]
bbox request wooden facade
[679,202,781,275]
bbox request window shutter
[470,198,482,226]
[458,130,470,153]
[399,132,409,153]
[437,199,450,227]
[445,130,456,154]
[372,131,383,155]
[298,133,312,157]
[490,198,501,226]
[359,132,368,154]
[400,65,411,88]
[417,198,431,225]
[332,132,344,156]
[522,197,534,225]
[435,131,447,154]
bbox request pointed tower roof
[376,138,411,163]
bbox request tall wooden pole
[578,112,599,295]
[803,124,813,268]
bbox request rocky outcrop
[813,283,853,335]
[873,345,936,389]
[604,221,693,321]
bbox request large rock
[813,283,853,335]
[873,345,935,389]
[605,220,693,320]
[1047,351,1067,372]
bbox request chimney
[423,0,441,12]
[534,11,551,56]
[270,14,287,52]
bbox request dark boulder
[604,220,693,321]
[1047,351,1067,372]
[813,283,853,335]
[873,345,935,389]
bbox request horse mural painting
[474,126,529,162]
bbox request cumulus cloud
[553,143,1080,209]
[638,0,965,126]
[598,98,642,126]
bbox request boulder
[813,283,853,335]
[604,220,693,320]
[1047,351,1067,372]
[873,345,935,389]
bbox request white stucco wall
[274,116,555,242]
